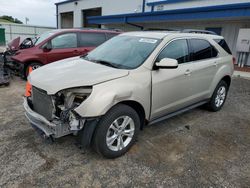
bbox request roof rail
[143,28,180,32]
[73,27,122,32]
[182,29,217,35]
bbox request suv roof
[122,31,224,40]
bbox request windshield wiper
[93,60,119,68]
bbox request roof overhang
[55,0,78,6]
[147,0,193,6]
[87,2,250,24]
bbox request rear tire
[92,104,140,158]
[207,80,228,112]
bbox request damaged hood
[7,37,20,50]
[29,57,129,94]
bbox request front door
[46,32,78,63]
[151,39,195,119]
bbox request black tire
[24,62,42,78]
[4,82,10,87]
[92,104,140,158]
[207,80,228,112]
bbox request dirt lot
[0,76,250,188]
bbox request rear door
[188,38,219,100]
[77,32,106,56]
[46,32,78,63]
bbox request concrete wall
[0,23,55,44]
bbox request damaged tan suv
[24,31,234,158]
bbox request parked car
[11,29,120,78]
[24,31,234,158]
[3,36,37,75]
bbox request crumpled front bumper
[24,97,100,148]
[23,97,58,137]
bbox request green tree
[0,15,23,24]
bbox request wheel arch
[118,100,146,130]
[23,60,43,77]
[221,75,231,88]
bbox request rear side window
[214,39,232,55]
[157,39,189,64]
[190,39,218,61]
[79,32,106,47]
[106,33,119,40]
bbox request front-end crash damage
[24,86,94,140]
[55,87,92,131]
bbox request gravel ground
[0,76,250,188]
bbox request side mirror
[43,42,52,52]
[155,58,178,69]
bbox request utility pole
[25,17,29,25]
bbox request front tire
[92,104,140,158]
[207,80,228,112]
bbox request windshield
[35,30,57,45]
[83,35,160,69]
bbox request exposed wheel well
[119,100,146,130]
[23,61,43,78]
[221,75,231,88]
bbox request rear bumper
[23,97,56,137]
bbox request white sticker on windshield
[139,38,157,44]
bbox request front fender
[12,54,43,64]
[74,70,151,119]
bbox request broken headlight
[54,87,92,131]
[57,87,92,109]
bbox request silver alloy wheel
[215,86,226,108]
[106,116,135,151]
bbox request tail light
[232,57,236,65]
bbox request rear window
[79,32,106,47]
[190,39,218,61]
[214,39,232,55]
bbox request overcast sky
[0,0,62,27]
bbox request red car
[11,29,120,77]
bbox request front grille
[32,87,54,121]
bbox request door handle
[184,69,192,76]
[213,61,218,67]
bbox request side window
[190,39,218,61]
[51,33,77,49]
[79,32,106,47]
[214,39,232,55]
[157,39,189,64]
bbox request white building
[55,0,250,56]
